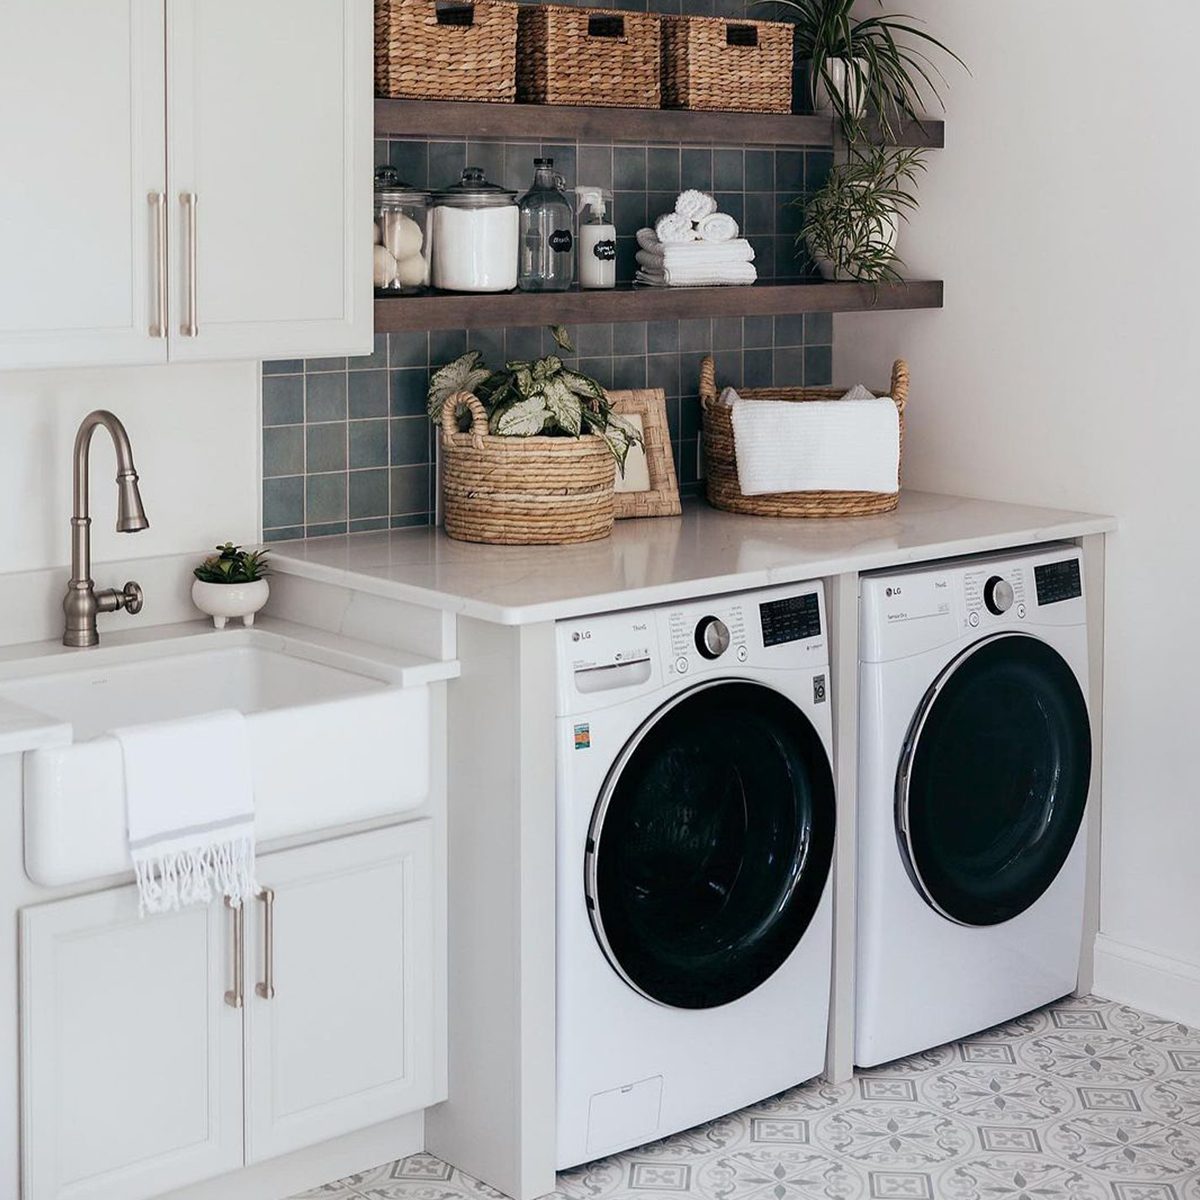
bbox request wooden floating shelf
[375,98,945,150]
[375,280,944,333]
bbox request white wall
[835,3,1200,1021]
[0,362,260,576]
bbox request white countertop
[270,492,1117,626]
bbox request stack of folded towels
[636,190,757,288]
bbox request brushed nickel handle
[180,191,198,337]
[148,191,167,338]
[255,886,276,1001]
[224,896,244,1009]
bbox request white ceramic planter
[192,578,269,629]
[811,57,870,120]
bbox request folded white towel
[675,189,718,222]
[636,227,660,252]
[654,212,697,244]
[696,212,740,243]
[636,246,755,273]
[116,710,256,916]
[726,389,900,495]
[637,262,758,287]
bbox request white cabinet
[20,822,436,1200]
[0,0,371,372]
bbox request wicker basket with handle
[440,392,617,545]
[517,5,661,108]
[375,0,518,103]
[700,354,908,519]
[661,16,793,114]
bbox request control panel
[1035,558,1083,606]
[760,592,823,647]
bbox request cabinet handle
[180,191,198,337]
[148,191,167,338]
[224,896,244,1009]
[255,886,276,1001]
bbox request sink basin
[6,629,432,887]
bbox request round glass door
[586,680,836,1010]
[897,633,1091,928]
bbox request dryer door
[897,633,1091,928]
[585,680,835,1010]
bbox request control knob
[984,575,1015,616]
[694,615,731,660]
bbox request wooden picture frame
[608,388,682,519]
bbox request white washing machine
[856,543,1092,1068]
[556,583,836,1169]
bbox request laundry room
[0,2,1197,1199]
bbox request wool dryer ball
[373,244,398,287]
[382,212,423,260]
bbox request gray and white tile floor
[292,994,1200,1200]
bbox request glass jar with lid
[374,165,431,294]
[431,167,519,293]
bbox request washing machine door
[896,632,1091,928]
[585,679,835,1010]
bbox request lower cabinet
[20,821,436,1200]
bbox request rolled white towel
[697,212,740,243]
[675,189,717,222]
[654,212,697,244]
[636,227,660,252]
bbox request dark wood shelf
[375,98,945,149]
[374,279,943,332]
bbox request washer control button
[674,656,689,674]
[694,615,732,660]
[1017,603,1027,619]
[736,645,749,663]
[984,575,1016,615]
[968,611,981,628]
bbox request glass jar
[576,187,616,290]
[373,166,431,294]
[518,158,574,292]
[431,168,520,293]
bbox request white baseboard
[1093,933,1200,1028]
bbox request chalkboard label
[592,239,617,261]
[549,228,574,253]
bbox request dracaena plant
[427,325,642,469]
[193,543,270,584]
[759,0,965,142]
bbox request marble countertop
[269,492,1116,626]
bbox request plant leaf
[542,377,583,436]
[561,370,607,402]
[495,394,551,437]
[549,324,575,354]
[427,352,492,420]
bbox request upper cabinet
[0,0,372,373]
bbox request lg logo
[886,586,903,597]
[572,630,592,642]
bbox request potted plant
[759,0,964,141]
[427,326,642,545]
[192,543,271,629]
[802,145,927,282]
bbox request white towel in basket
[723,386,900,496]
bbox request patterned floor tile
[286,997,1200,1200]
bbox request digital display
[1035,559,1082,606]
[760,593,822,646]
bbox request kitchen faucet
[62,410,149,648]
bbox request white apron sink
[3,626,432,887]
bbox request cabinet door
[246,822,436,1163]
[20,887,243,1200]
[0,1,168,371]
[165,0,373,362]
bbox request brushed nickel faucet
[62,410,149,648]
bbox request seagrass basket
[517,5,661,108]
[661,16,793,114]
[440,392,616,545]
[700,354,908,519]
[375,0,518,103]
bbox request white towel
[654,212,697,244]
[636,240,755,267]
[726,388,900,495]
[675,189,718,222]
[116,709,256,916]
[696,212,740,243]
[636,227,660,252]
[637,262,757,287]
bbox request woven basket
[440,393,616,545]
[375,0,518,102]
[700,355,908,519]
[661,16,793,114]
[517,5,661,108]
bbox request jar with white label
[373,166,431,294]
[431,168,519,293]
[576,188,616,289]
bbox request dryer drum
[896,633,1092,928]
[586,680,836,1010]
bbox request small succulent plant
[193,543,270,585]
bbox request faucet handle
[121,581,144,615]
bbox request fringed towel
[674,189,718,222]
[115,709,256,916]
[653,212,697,244]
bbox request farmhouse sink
[3,626,432,887]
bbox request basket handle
[699,354,718,410]
[442,391,488,449]
[889,359,909,413]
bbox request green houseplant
[191,543,271,629]
[802,145,927,282]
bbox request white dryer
[556,584,836,1169]
[856,544,1092,1068]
